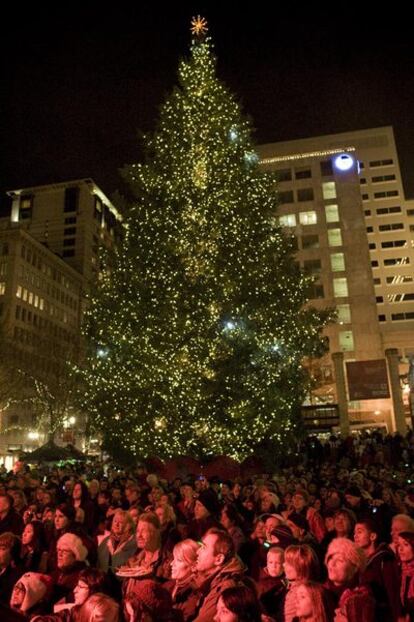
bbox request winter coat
[360,544,401,621]
[192,555,246,622]
[97,533,137,574]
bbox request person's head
[0,531,19,568]
[74,568,106,606]
[214,582,261,622]
[171,539,199,581]
[260,492,280,513]
[56,532,88,569]
[54,503,75,531]
[111,509,134,540]
[195,489,220,520]
[344,486,362,508]
[391,514,414,544]
[155,503,176,527]
[283,544,319,582]
[266,547,284,578]
[22,520,45,551]
[334,509,355,538]
[292,490,309,512]
[286,512,309,540]
[73,480,89,503]
[354,519,379,551]
[125,485,140,505]
[78,592,119,622]
[397,531,414,563]
[0,493,12,517]
[88,480,100,497]
[264,514,284,541]
[220,504,242,531]
[124,579,172,622]
[9,489,27,509]
[269,524,297,549]
[325,537,366,586]
[197,528,235,575]
[251,517,266,541]
[295,581,331,622]
[10,572,52,613]
[136,512,161,551]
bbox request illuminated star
[191,15,208,37]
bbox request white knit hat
[17,572,52,613]
[57,532,88,562]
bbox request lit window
[333,277,348,298]
[39,298,44,311]
[28,292,33,305]
[330,253,345,272]
[22,288,28,302]
[34,295,39,308]
[0,282,5,296]
[339,330,354,352]
[299,211,317,225]
[279,214,296,227]
[328,229,343,247]
[16,285,22,298]
[322,182,337,200]
[337,304,351,324]
[325,204,339,223]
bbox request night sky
[2,4,414,210]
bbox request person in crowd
[344,486,372,522]
[214,581,262,622]
[87,480,100,504]
[397,530,414,620]
[51,533,88,603]
[0,493,24,536]
[9,489,28,516]
[288,490,326,543]
[176,479,196,530]
[0,532,23,605]
[257,546,286,618]
[354,518,401,620]
[73,568,107,607]
[324,537,375,622]
[193,527,246,622]
[188,489,221,541]
[97,509,137,574]
[124,579,176,622]
[390,514,414,554]
[293,581,334,622]
[70,482,96,535]
[220,504,246,553]
[19,520,47,571]
[47,504,78,572]
[9,572,52,618]
[167,539,199,620]
[283,544,320,622]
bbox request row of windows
[372,257,410,267]
[360,174,396,184]
[279,182,337,205]
[369,159,394,168]
[15,305,77,342]
[279,204,340,228]
[365,206,402,217]
[377,293,414,303]
[19,266,78,311]
[16,285,78,326]
[21,245,77,291]
[369,240,408,250]
[373,190,399,199]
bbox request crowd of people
[0,429,414,621]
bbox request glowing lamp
[334,153,354,171]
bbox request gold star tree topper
[191,15,208,38]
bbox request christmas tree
[80,18,331,461]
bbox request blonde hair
[173,539,199,568]
[77,593,120,622]
[284,544,319,581]
[112,509,135,538]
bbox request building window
[369,243,376,250]
[308,283,325,299]
[373,277,381,285]
[372,174,396,183]
[369,159,393,167]
[302,234,319,249]
[297,188,314,202]
[64,227,77,236]
[279,214,296,227]
[303,259,322,275]
[378,223,404,232]
[63,238,76,247]
[384,257,410,266]
[377,206,401,215]
[374,190,399,199]
[364,210,371,216]
[333,277,349,298]
[295,167,312,179]
[325,204,339,223]
[64,216,77,224]
[366,226,374,233]
[360,178,367,185]
[339,330,354,352]
[337,303,351,324]
[0,282,5,296]
[376,296,384,303]
[279,190,294,204]
[64,187,79,213]
[378,314,386,322]
[322,182,337,200]
[386,275,413,284]
[362,193,369,201]
[19,194,33,220]
[299,211,317,225]
[1,243,9,256]
[328,228,343,247]
[320,160,333,176]
[391,312,414,321]
[407,209,414,216]
[381,240,407,249]
[62,249,75,258]
[330,253,345,272]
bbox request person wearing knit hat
[269,525,297,550]
[10,572,52,615]
[196,489,220,518]
[57,533,88,564]
[124,578,174,621]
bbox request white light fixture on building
[334,153,354,171]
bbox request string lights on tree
[78,18,332,462]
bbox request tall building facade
[0,179,122,462]
[258,126,414,433]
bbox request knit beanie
[129,579,172,618]
[57,532,88,562]
[197,489,220,516]
[269,525,297,549]
[18,572,52,613]
[325,536,366,572]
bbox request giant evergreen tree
[80,18,331,461]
